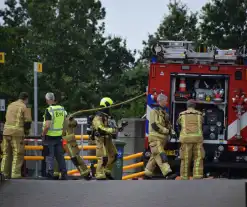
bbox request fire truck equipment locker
[144,40,247,178]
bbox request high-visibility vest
[43,105,65,136]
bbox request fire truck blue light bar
[181,65,190,70]
[151,57,157,63]
[210,66,219,71]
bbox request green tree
[118,0,200,119]
[141,0,199,60]
[0,0,30,98]
[200,0,247,48]
[0,0,137,119]
[50,0,136,113]
[111,62,148,119]
[21,0,108,116]
[97,36,135,104]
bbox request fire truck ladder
[151,40,238,65]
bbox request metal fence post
[33,62,40,178]
[80,123,84,157]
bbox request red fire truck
[143,40,247,178]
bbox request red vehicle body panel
[146,63,247,146]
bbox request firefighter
[144,93,176,179]
[0,133,3,168]
[42,92,67,180]
[86,115,97,177]
[0,92,32,179]
[53,115,92,180]
[177,99,204,180]
[92,97,118,180]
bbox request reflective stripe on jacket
[148,107,171,141]
[177,108,203,143]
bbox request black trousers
[43,136,67,175]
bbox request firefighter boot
[70,156,92,180]
[105,169,114,180]
[60,171,68,180]
[52,172,60,180]
[165,172,178,180]
[143,168,153,179]
[80,168,92,180]
[104,153,118,180]
[46,171,57,180]
[95,167,107,180]
[161,163,176,180]
[95,156,108,180]
[53,159,60,180]
[83,173,92,181]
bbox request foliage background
[0,0,244,120]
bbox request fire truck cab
[143,40,247,178]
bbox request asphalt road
[0,179,246,207]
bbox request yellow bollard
[122,171,145,180]
[68,161,144,175]
[24,156,44,160]
[65,156,97,160]
[75,135,89,140]
[78,145,96,150]
[24,155,97,160]
[123,152,143,161]
[122,162,144,171]
[68,169,81,175]
[25,146,43,150]
[24,145,96,151]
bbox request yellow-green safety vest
[43,105,65,136]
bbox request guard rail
[23,136,145,180]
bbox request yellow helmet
[100,97,113,107]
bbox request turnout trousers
[144,138,172,177]
[95,137,118,179]
[54,134,90,177]
[180,143,205,180]
[0,135,24,178]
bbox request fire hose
[70,92,146,117]
[20,93,146,179]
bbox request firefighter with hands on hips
[53,114,92,180]
[41,92,68,180]
[144,93,177,180]
[92,97,120,180]
[177,99,204,180]
[0,92,32,179]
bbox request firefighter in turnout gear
[177,100,204,180]
[53,115,92,180]
[86,115,97,177]
[92,97,118,180]
[42,93,67,180]
[144,94,176,179]
[1,92,32,179]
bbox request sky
[0,0,209,52]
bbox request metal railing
[24,136,145,180]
